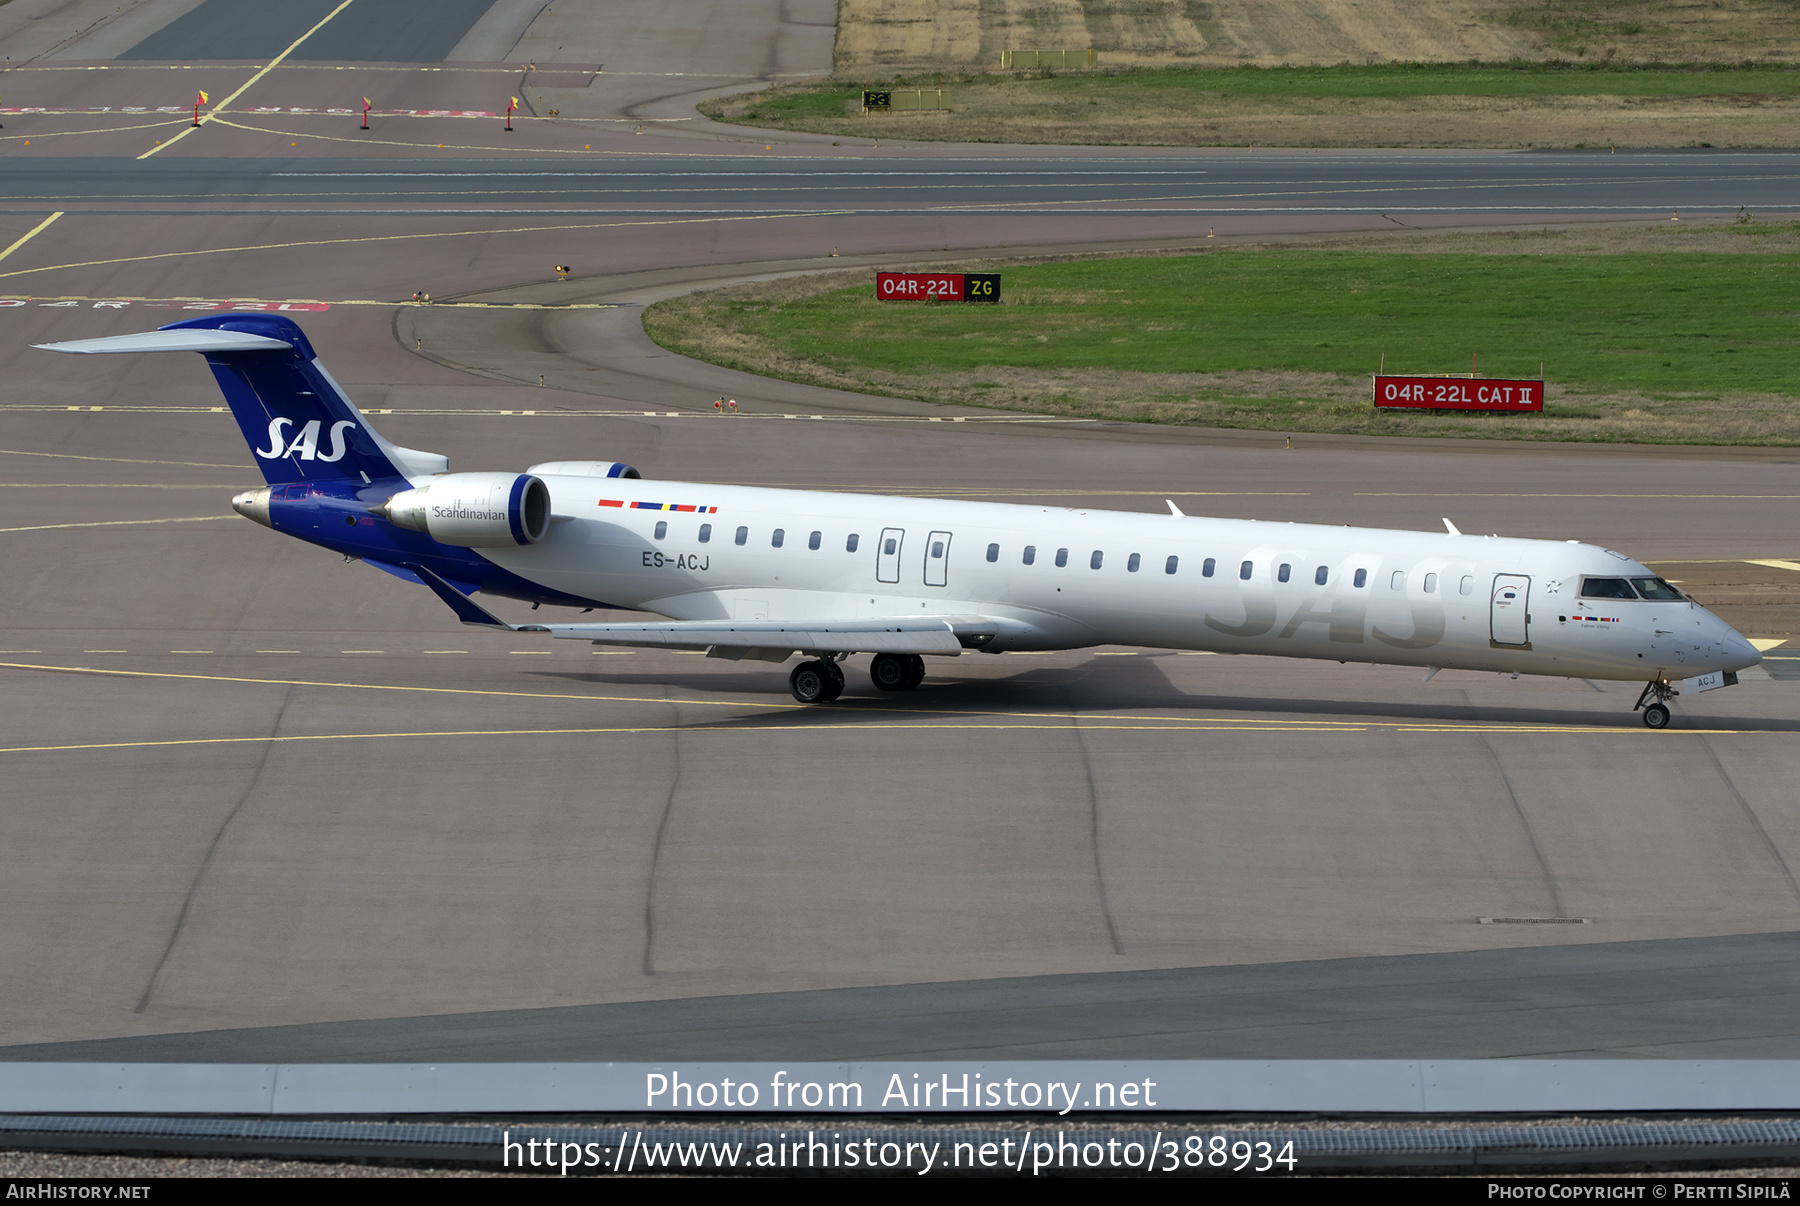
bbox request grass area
[704,61,1800,147]
[790,62,1800,105]
[643,224,1800,445]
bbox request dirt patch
[837,0,1537,71]
[1504,0,1800,65]
[834,0,1800,72]
[835,0,984,70]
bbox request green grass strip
[725,251,1798,396]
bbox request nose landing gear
[1634,678,1678,729]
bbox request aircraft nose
[1716,619,1762,671]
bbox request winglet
[407,563,516,629]
[1166,499,1186,518]
[1443,518,1462,536]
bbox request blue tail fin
[160,314,445,485]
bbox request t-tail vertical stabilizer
[34,313,447,485]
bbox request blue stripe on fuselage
[266,480,611,608]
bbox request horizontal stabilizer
[34,330,292,355]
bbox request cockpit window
[1630,577,1685,601]
[1580,577,1637,600]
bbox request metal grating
[4,1113,1800,1162]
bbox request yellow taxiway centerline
[0,719,1752,758]
[137,0,358,160]
[0,515,230,534]
[0,661,1740,738]
[0,213,64,265]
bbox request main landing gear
[869,652,925,693]
[789,656,846,704]
[787,653,927,703]
[1634,678,1678,729]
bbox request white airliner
[40,315,1761,727]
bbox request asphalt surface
[5,932,1799,1062]
[0,6,1797,1066]
[3,153,1798,215]
[121,0,499,64]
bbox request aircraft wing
[406,563,982,656]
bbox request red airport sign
[875,271,1001,303]
[1375,376,1543,411]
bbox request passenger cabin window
[1055,548,1069,568]
[1165,556,1179,575]
[1315,566,1328,586]
[1391,571,1405,590]
[771,528,785,548]
[986,543,999,563]
[808,530,821,551]
[1239,560,1253,581]
[1023,545,1036,566]
[1423,572,1436,593]
[846,533,859,553]
[1581,577,1637,600]
[883,536,897,556]
[1127,553,1141,573]
[654,520,667,540]
[735,526,748,546]
[698,523,712,543]
[1631,577,1684,601]
[1090,550,1104,570]
[1353,569,1368,588]
[1460,575,1474,595]
[1277,563,1291,583]
[1202,557,1215,577]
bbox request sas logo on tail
[256,417,356,461]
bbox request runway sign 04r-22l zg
[1375,375,1544,411]
[875,272,1002,303]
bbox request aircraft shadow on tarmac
[523,662,1799,733]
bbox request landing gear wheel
[870,652,913,692]
[1634,678,1679,730]
[790,660,832,704]
[820,660,845,702]
[903,654,926,690]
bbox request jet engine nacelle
[525,460,641,479]
[379,472,551,547]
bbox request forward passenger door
[1491,574,1531,646]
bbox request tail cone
[231,487,273,528]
